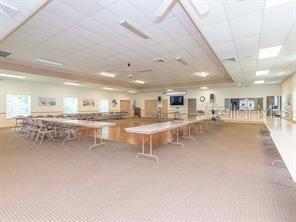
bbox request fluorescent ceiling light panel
[135,80,145,84]
[254,80,265,84]
[188,0,210,16]
[166,89,173,92]
[258,46,282,59]
[200,86,208,90]
[100,72,116,78]
[154,0,177,22]
[37,58,63,66]
[0,73,26,79]
[119,20,150,39]
[102,87,114,90]
[128,90,136,93]
[195,72,209,77]
[64,82,81,86]
[256,70,269,76]
[175,57,188,65]
[166,91,187,96]
[265,0,292,8]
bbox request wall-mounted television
[170,96,184,105]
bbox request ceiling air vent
[223,57,236,63]
[153,58,167,63]
[0,50,11,57]
[0,1,18,18]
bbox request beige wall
[134,84,281,117]
[0,79,134,128]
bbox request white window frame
[6,93,31,119]
[63,96,78,114]
[99,99,109,112]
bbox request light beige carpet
[0,123,295,222]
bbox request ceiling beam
[0,60,139,89]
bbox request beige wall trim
[0,60,138,89]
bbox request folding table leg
[169,128,185,148]
[137,134,159,162]
[89,128,106,151]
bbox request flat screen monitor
[170,96,184,105]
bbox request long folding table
[125,121,189,162]
[263,117,296,182]
[36,118,115,151]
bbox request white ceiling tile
[260,29,290,48]
[107,0,151,27]
[200,21,232,44]
[157,16,189,39]
[224,0,265,19]
[60,0,103,16]
[235,36,259,52]
[175,13,199,35]
[229,12,262,39]
[45,0,85,23]
[196,1,227,27]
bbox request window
[7,94,31,118]
[99,99,109,112]
[63,97,78,114]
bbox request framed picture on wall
[38,97,56,107]
[83,99,95,107]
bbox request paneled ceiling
[0,0,232,90]
[0,0,295,91]
[188,0,296,86]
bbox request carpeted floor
[0,123,296,222]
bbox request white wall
[135,84,281,116]
[281,72,296,119]
[0,79,134,128]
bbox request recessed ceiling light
[135,80,145,84]
[166,89,173,92]
[0,73,26,79]
[254,80,265,84]
[258,46,282,59]
[265,0,292,8]
[195,72,209,77]
[128,90,136,93]
[154,0,177,22]
[100,72,116,78]
[119,20,149,39]
[256,70,269,76]
[200,86,208,90]
[64,82,81,86]
[102,87,114,90]
[37,58,63,66]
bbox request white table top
[35,117,115,128]
[186,115,210,123]
[263,117,296,182]
[125,121,189,135]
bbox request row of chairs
[19,118,79,144]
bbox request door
[145,100,157,118]
[188,98,197,117]
[120,100,131,117]
[162,99,168,118]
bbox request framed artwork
[83,99,95,107]
[38,97,56,107]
